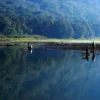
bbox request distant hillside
[0,0,100,38]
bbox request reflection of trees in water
[0,47,100,100]
[0,47,70,100]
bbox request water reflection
[0,46,100,100]
[82,47,90,61]
[82,47,96,61]
[22,44,99,61]
[82,42,96,61]
[28,43,33,54]
[20,44,33,54]
[28,47,33,54]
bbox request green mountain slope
[0,0,100,38]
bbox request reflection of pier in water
[82,47,96,61]
[21,42,100,61]
[28,43,33,54]
[46,42,99,61]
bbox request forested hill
[0,0,100,38]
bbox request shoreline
[0,39,100,50]
[0,39,99,45]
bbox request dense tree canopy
[0,0,100,38]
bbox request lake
[0,46,100,100]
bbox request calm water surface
[0,46,100,100]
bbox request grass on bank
[0,36,100,43]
